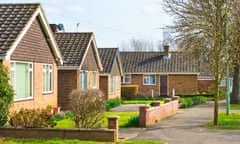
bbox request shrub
[180,96,207,108]
[9,108,56,128]
[70,89,105,128]
[105,98,122,111]
[121,85,138,100]
[0,63,14,126]
[126,115,139,127]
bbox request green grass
[55,112,139,128]
[0,138,166,144]
[122,99,164,105]
[230,104,240,110]
[206,112,240,129]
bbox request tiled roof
[0,3,39,56]
[98,48,118,74]
[120,51,198,73]
[55,32,93,66]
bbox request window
[80,70,88,90]
[11,61,33,101]
[110,76,114,93]
[43,64,53,93]
[92,71,97,88]
[143,75,156,85]
[122,74,131,84]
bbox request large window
[43,64,53,93]
[92,71,97,88]
[80,70,88,90]
[11,61,33,101]
[122,74,131,84]
[143,75,156,85]
[110,76,114,93]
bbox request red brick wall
[58,70,78,110]
[169,74,198,95]
[139,99,179,127]
[81,43,99,71]
[5,17,58,112]
[198,80,215,92]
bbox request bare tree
[163,0,227,125]
[120,38,154,51]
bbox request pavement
[117,101,240,144]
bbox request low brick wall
[139,97,179,127]
[0,116,119,142]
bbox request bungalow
[0,3,63,111]
[120,46,199,97]
[98,48,123,100]
[55,32,103,110]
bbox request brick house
[98,48,123,100]
[0,3,63,111]
[120,46,199,97]
[55,32,103,110]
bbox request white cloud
[67,5,87,14]
[143,5,159,15]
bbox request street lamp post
[225,0,231,115]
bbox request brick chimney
[164,45,169,55]
[50,24,58,33]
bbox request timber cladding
[11,18,55,64]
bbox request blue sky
[1,0,173,49]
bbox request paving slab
[119,101,240,144]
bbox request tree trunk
[214,82,219,126]
[231,65,240,104]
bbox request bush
[121,85,138,100]
[70,89,105,128]
[180,96,207,108]
[10,108,56,128]
[105,98,122,111]
[0,63,14,126]
[126,115,139,127]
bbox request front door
[160,75,168,96]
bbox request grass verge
[230,104,240,110]
[0,138,166,144]
[206,112,240,130]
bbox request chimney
[164,45,169,55]
[50,24,58,33]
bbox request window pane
[15,63,28,99]
[150,75,156,84]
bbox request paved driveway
[119,101,240,144]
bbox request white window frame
[11,61,33,101]
[92,71,97,88]
[80,70,88,90]
[42,64,53,93]
[122,74,131,84]
[110,76,115,94]
[143,74,156,85]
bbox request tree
[163,0,227,125]
[69,89,105,128]
[0,63,14,126]
[229,0,240,104]
[120,38,154,51]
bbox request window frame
[80,70,88,90]
[143,74,156,85]
[122,74,131,84]
[92,71,97,88]
[110,76,115,94]
[42,64,53,94]
[11,61,33,101]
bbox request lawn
[206,112,240,129]
[55,111,139,128]
[230,104,240,110]
[0,138,166,144]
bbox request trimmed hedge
[179,96,208,108]
[121,85,138,100]
[105,98,122,111]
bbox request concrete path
[119,101,240,144]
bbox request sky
[1,0,174,50]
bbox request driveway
[119,101,240,144]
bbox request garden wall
[0,117,119,142]
[139,97,179,127]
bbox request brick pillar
[150,101,160,107]
[139,106,148,127]
[108,116,119,141]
